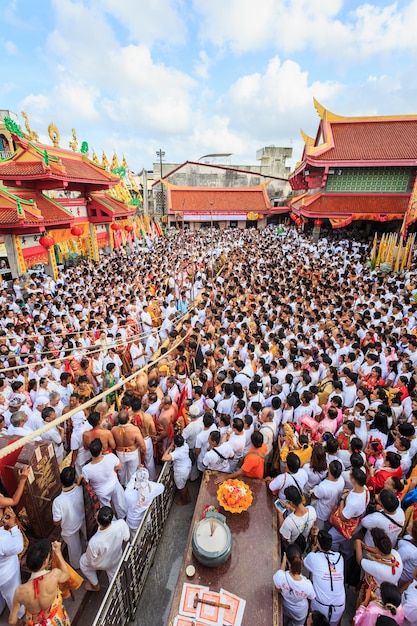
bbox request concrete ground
[133,478,201,626]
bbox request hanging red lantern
[289,212,297,221]
[314,219,323,227]
[70,226,84,237]
[39,235,55,248]
[111,223,121,231]
[124,225,134,233]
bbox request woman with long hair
[303,444,328,494]
[273,543,315,626]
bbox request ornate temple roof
[0,187,74,230]
[166,185,271,215]
[289,191,407,224]
[0,134,119,189]
[296,99,417,166]
[88,191,136,222]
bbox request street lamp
[156,149,165,217]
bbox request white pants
[80,553,118,586]
[0,566,24,618]
[329,527,352,555]
[62,522,86,570]
[116,449,140,487]
[143,437,155,481]
[311,598,345,626]
[97,481,127,519]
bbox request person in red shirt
[367,451,403,494]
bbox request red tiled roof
[0,162,47,176]
[54,156,118,183]
[313,120,417,162]
[168,187,270,213]
[292,192,409,219]
[89,192,136,217]
[0,136,118,186]
[0,188,73,227]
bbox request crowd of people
[1,225,417,625]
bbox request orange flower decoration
[217,479,253,513]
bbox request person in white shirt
[162,434,192,506]
[182,404,203,480]
[82,438,126,519]
[329,468,369,554]
[398,521,417,586]
[278,485,317,547]
[226,417,246,471]
[402,569,417,626]
[360,488,405,548]
[354,527,403,587]
[40,407,65,463]
[304,531,345,626]
[80,506,130,591]
[268,452,308,502]
[52,466,86,569]
[273,544,315,626]
[0,509,25,623]
[312,460,344,530]
[124,468,165,540]
[203,430,234,473]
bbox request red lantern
[71,226,84,237]
[39,235,55,248]
[124,225,134,233]
[314,219,323,227]
[111,223,121,231]
[289,212,297,221]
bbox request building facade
[288,100,417,229]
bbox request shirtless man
[154,395,178,459]
[83,411,116,453]
[130,396,156,480]
[9,540,69,626]
[135,371,148,398]
[95,401,117,430]
[112,410,146,486]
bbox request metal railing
[90,462,176,626]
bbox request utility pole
[156,149,165,217]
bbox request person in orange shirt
[225,431,267,480]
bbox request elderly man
[258,406,276,471]
[79,506,129,591]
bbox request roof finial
[69,128,78,151]
[48,122,60,147]
[21,111,39,142]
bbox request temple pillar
[88,223,100,262]
[11,234,27,275]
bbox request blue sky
[1,0,417,172]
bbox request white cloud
[220,56,340,144]
[193,0,417,61]
[94,0,187,47]
[194,50,211,80]
[1,39,18,55]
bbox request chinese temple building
[288,99,417,229]
[153,160,290,229]
[0,114,140,279]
